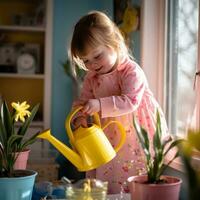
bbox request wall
[130,0,141,64]
[51,0,113,144]
[51,0,113,179]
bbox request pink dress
[75,58,168,194]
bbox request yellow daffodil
[11,101,31,122]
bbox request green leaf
[159,150,180,178]
[17,104,39,138]
[61,59,85,82]
[141,127,150,150]
[0,143,6,156]
[133,117,151,159]
[187,130,200,151]
[1,101,14,140]
[181,152,199,199]
[152,150,164,182]
[162,135,172,149]
[141,127,151,160]
[7,134,23,153]
[0,115,7,147]
[133,118,146,147]
[20,131,40,150]
[152,111,164,182]
[153,111,162,153]
[164,139,184,156]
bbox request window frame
[196,1,200,130]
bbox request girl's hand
[73,99,87,107]
[82,99,100,115]
[73,115,88,129]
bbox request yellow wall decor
[120,5,139,35]
[114,0,140,46]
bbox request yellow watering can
[37,106,126,171]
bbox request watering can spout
[37,129,84,170]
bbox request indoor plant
[61,58,85,98]
[0,100,39,200]
[179,129,200,200]
[127,111,184,200]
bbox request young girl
[69,11,168,194]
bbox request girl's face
[80,45,117,74]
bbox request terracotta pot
[14,149,30,170]
[127,175,182,200]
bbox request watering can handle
[65,106,101,145]
[102,121,126,152]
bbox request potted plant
[61,58,85,98]
[0,100,40,200]
[127,111,184,200]
[179,129,200,200]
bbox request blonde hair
[69,11,132,70]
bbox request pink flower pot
[14,149,30,170]
[127,175,182,200]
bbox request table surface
[107,193,131,200]
[50,193,131,200]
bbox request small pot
[127,175,182,200]
[14,149,30,170]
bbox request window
[141,0,200,171]
[166,0,199,136]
